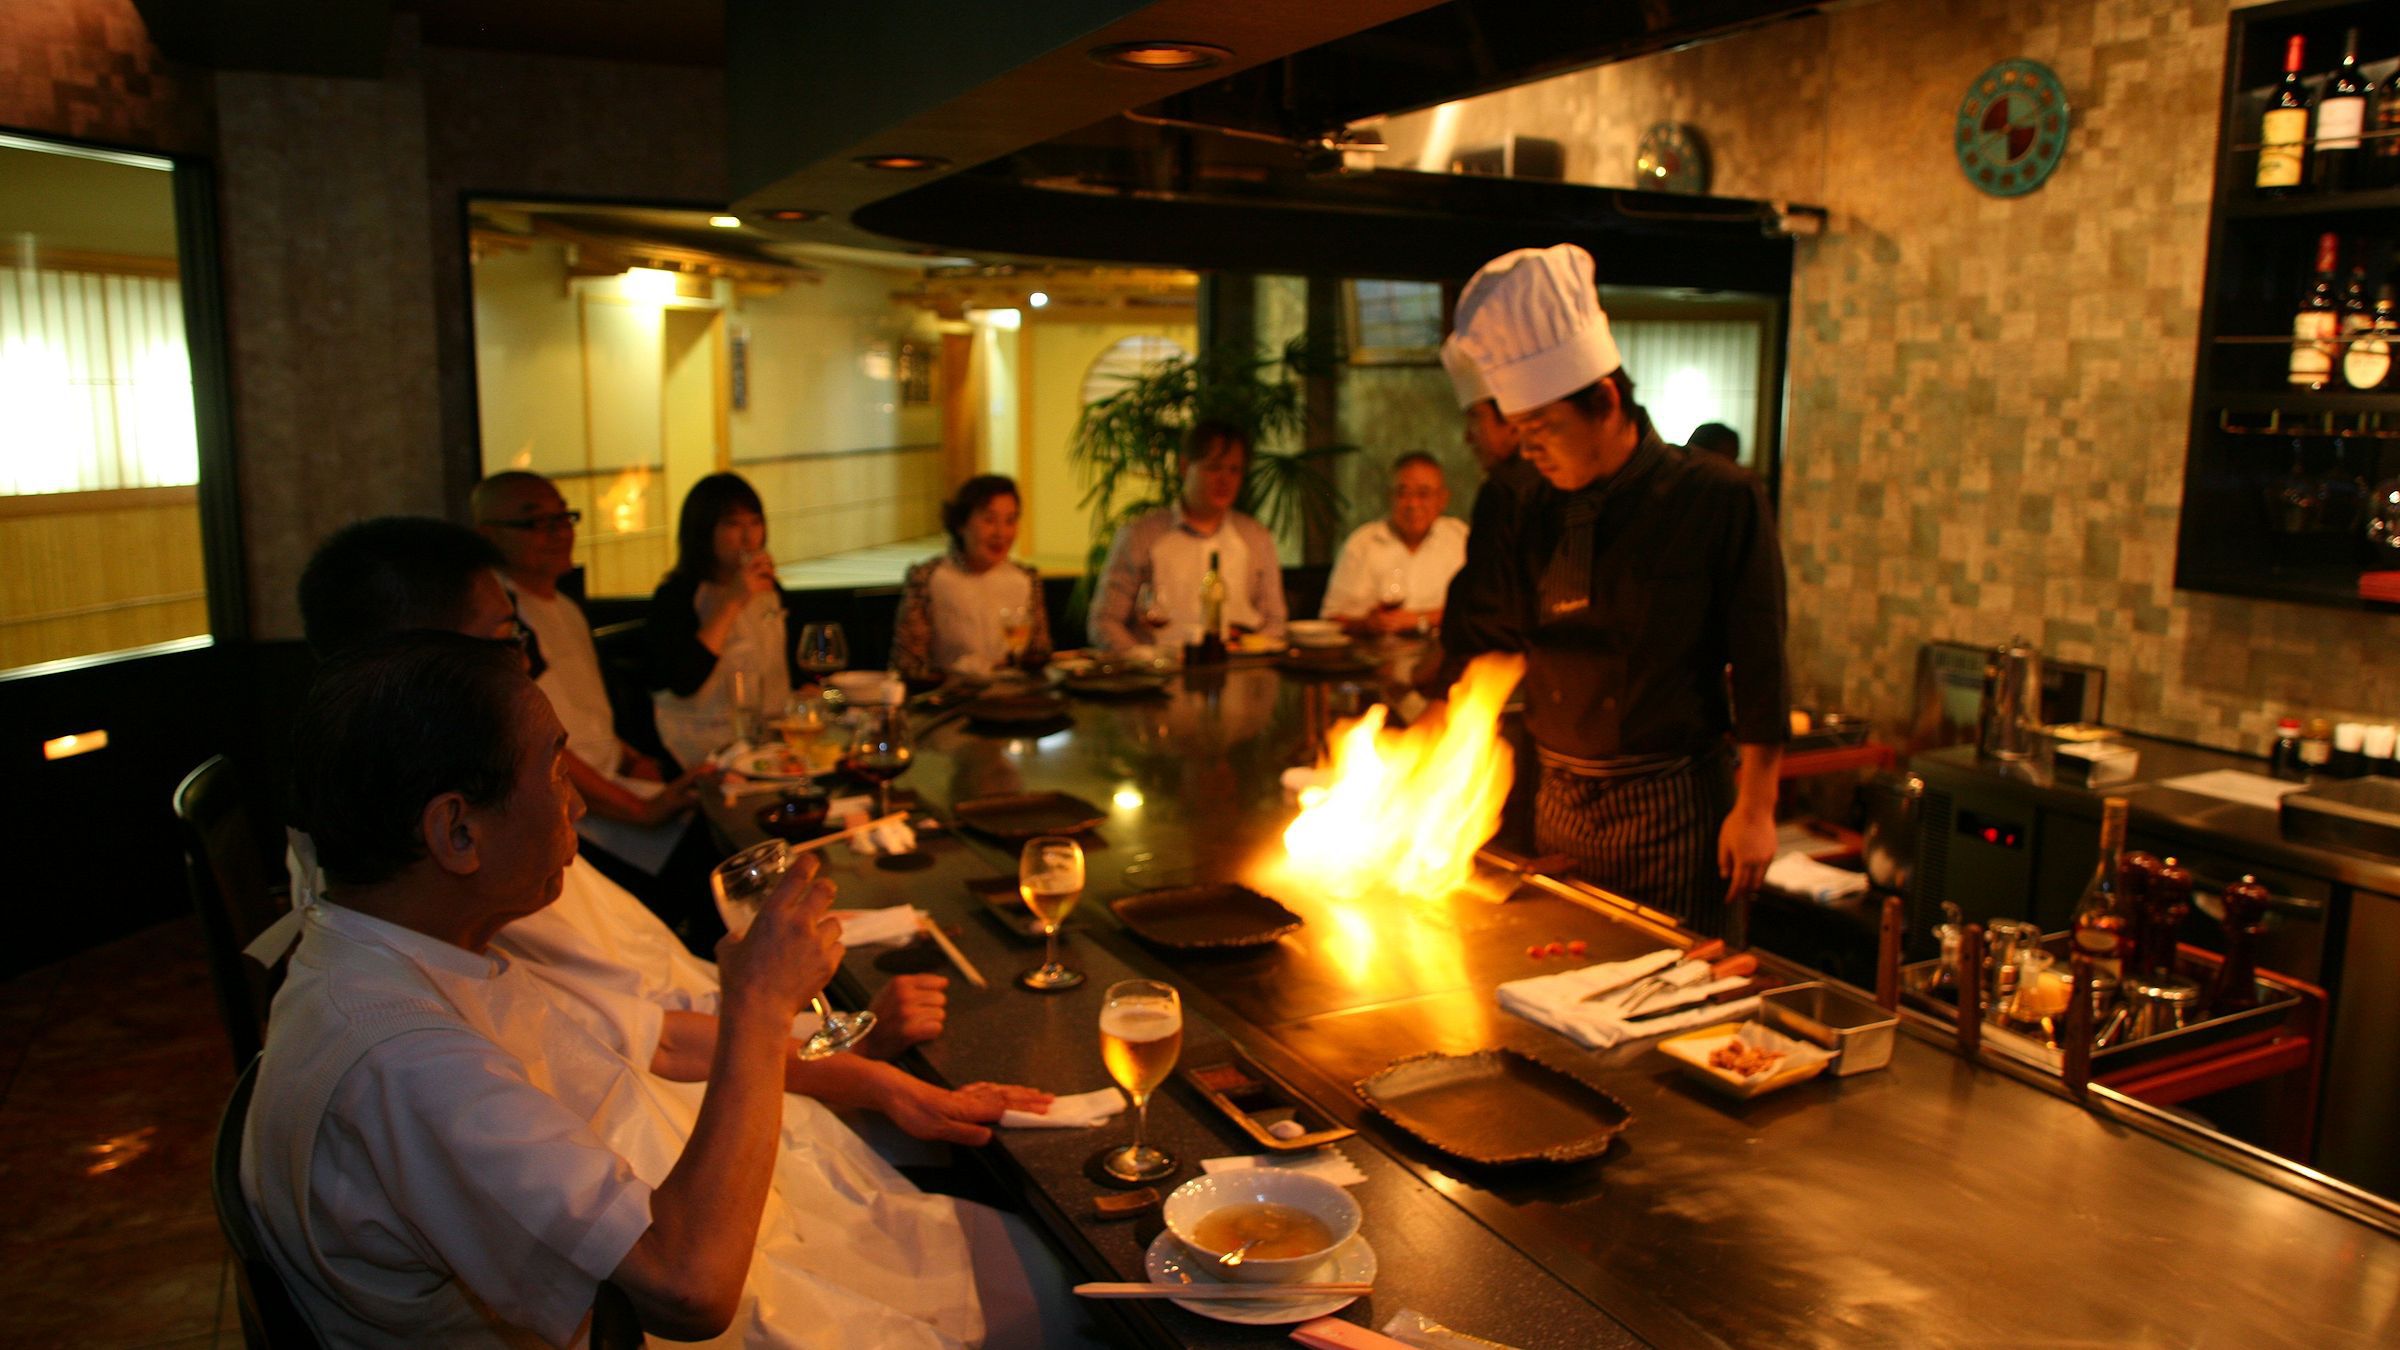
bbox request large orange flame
[1280,653,1524,900]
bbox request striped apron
[1534,743,1735,934]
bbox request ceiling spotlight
[708,214,741,228]
[1090,40,1231,72]
[855,153,951,172]
[1028,291,1050,308]
[761,208,821,222]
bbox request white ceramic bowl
[1161,1170,1361,1284]
[1285,620,1347,649]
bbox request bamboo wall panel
[0,493,207,669]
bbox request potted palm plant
[1066,337,1354,629]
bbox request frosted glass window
[1611,318,1762,455]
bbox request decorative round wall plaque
[1955,58,2070,196]
[1634,121,1710,194]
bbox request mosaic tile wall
[1379,0,2399,756]
[0,0,210,152]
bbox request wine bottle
[2255,34,2310,194]
[2373,64,2400,188]
[2290,232,2340,391]
[2345,284,2397,391]
[2071,797,2136,980]
[1199,550,1225,639]
[2312,28,2368,193]
[2337,264,2374,387]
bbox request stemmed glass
[1376,569,1408,616]
[1017,836,1086,991]
[1135,582,1172,638]
[997,605,1032,670]
[843,703,913,819]
[710,840,875,1059]
[797,622,849,688]
[1098,979,1181,1182]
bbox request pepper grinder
[2142,857,2194,979]
[2209,875,2271,1014]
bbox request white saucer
[1141,1229,1376,1325]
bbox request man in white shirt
[475,471,711,879]
[247,634,1064,1346]
[1087,419,1288,651]
[1319,452,1467,636]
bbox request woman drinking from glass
[644,472,797,769]
[890,474,1052,683]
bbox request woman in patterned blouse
[890,474,1052,683]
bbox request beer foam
[1100,1001,1181,1042]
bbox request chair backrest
[173,756,287,1069]
[214,1057,324,1350]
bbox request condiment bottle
[2330,722,2367,778]
[2364,723,2398,778]
[2209,876,2272,1014]
[2299,718,2334,775]
[2118,850,2162,977]
[2143,857,2194,979]
[2269,717,2306,780]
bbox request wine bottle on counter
[2256,34,2310,194]
[2290,233,2341,391]
[2071,797,2136,980]
[2312,28,2368,193]
[2373,63,2400,187]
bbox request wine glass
[797,622,849,686]
[997,605,1032,668]
[710,840,875,1059]
[844,704,913,820]
[1017,836,1086,991]
[1376,569,1408,615]
[1098,979,1181,1182]
[1135,581,1171,636]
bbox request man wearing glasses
[475,473,712,884]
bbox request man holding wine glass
[1318,451,1466,637]
[245,633,1099,1348]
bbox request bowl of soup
[1161,1170,1360,1284]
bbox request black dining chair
[173,755,289,1070]
[213,1057,323,1350]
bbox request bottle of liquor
[2345,285,2397,391]
[2071,797,2136,979]
[2312,28,2368,193]
[2255,34,2310,194]
[2373,63,2400,188]
[2290,233,2341,391]
[1186,550,1229,665]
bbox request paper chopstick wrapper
[1200,1146,1366,1187]
[834,906,922,948]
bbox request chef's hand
[1718,805,1777,904]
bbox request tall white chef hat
[1452,243,1622,417]
[1438,333,1491,409]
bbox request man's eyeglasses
[483,510,582,532]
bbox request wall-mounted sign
[1956,58,2070,197]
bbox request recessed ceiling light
[1090,40,1231,72]
[855,153,951,172]
[708,214,741,228]
[761,208,821,222]
[1028,291,1050,308]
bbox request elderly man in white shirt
[247,634,1080,1347]
[1088,419,1288,651]
[1319,451,1468,636]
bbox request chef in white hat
[1442,243,1789,931]
[1414,333,1548,697]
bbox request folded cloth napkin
[1764,852,1870,904]
[1201,1147,1367,1187]
[1000,1086,1125,1129]
[834,906,923,948]
[1499,949,1758,1049]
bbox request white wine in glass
[710,839,874,1059]
[1017,836,1085,991]
[1099,979,1181,1183]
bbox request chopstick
[1073,1282,1373,1300]
[916,914,988,989]
[789,810,911,854]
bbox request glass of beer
[1098,978,1182,1183]
[710,840,874,1059]
[997,605,1033,668]
[1017,836,1086,991]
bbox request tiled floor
[0,918,243,1347]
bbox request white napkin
[1201,1147,1367,1187]
[1764,853,1870,904]
[1000,1086,1126,1129]
[1499,949,1756,1049]
[829,797,917,857]
[835,906,923,948]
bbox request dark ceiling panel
[132,0,393,77]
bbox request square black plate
[964,875,1046,940]
[1108,884,1304,950]
[951,791,1108,840]
[1356,1048,1631,1166]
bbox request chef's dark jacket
[1445,424,1791,762]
